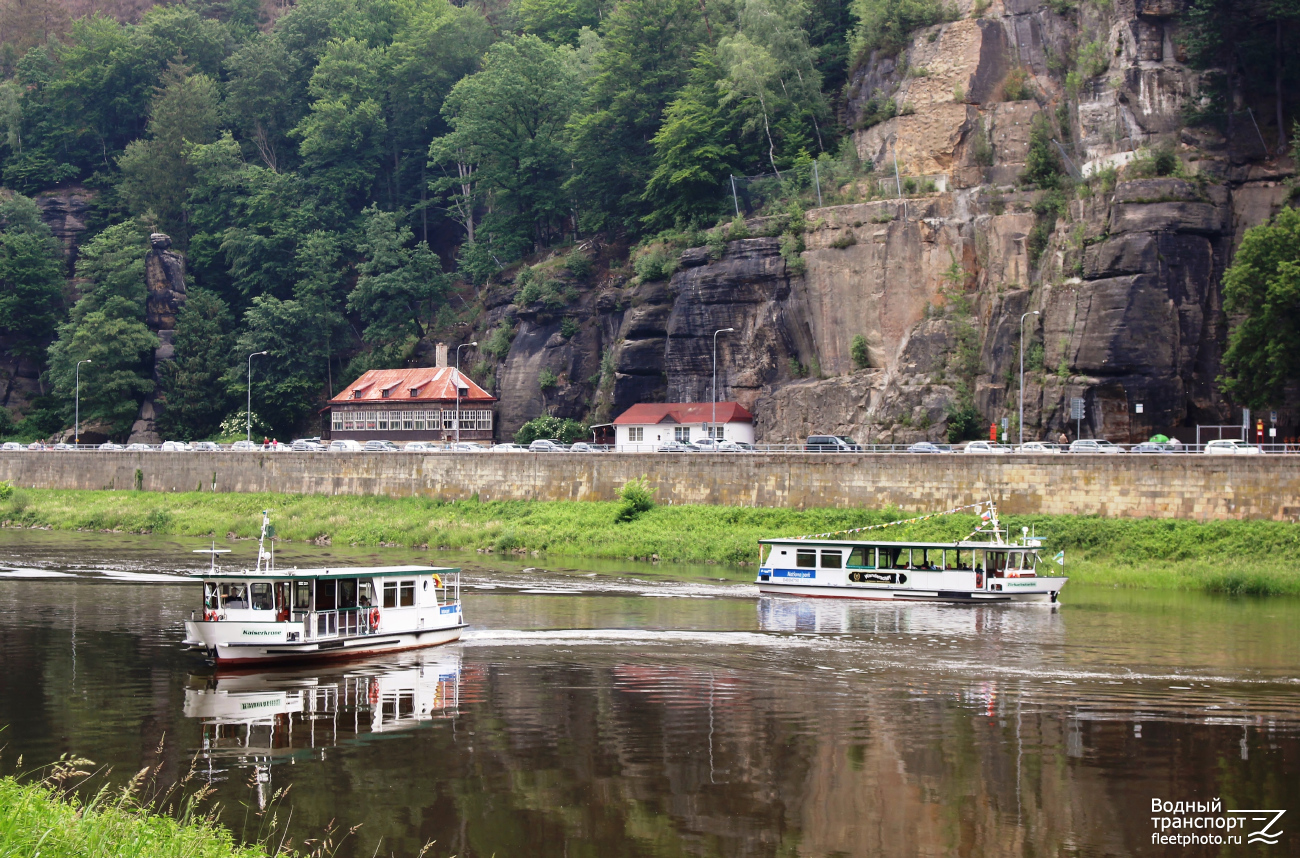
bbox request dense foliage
[0,0,859,440]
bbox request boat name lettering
[1007,581,1038,587]
[240,698,282,711]
[241,629,282,636]
[773,569,815,579]
[439,605,459,614]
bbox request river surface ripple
[0,530,1296,857]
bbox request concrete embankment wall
[2,452,1298,521]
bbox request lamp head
[469,341,478,346]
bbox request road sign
[1135,403,1143,414]
[1070,398,1085,420]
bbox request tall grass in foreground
[0,735,384,858]
[2,489,1298,595]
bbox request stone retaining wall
[1,452,1298,521]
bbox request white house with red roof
[328,346,496,442]
[612,402,754,450]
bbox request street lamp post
[455,342,477,445]
[75,360,91,446]
[247,351,268,443]
[712,328,735,443]
[1019,311,1039,448]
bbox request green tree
[226,296,333,438]
[850,0,953,61]
[348,205,449,344]
[1220,206,1300,408]
[0,194,65,382]
[514,414,588,444]
[117,57,222,243]
[514,0,604,45]
[158,289,235,440]
[47,221,158,435]
[431,35,579,249]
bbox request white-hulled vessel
[182,512,465,665]
[756,502,1067,604]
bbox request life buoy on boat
[368,682,379,705]
[204,609,219,622]
[975,570,983,589]
[370,607,381,630]
[276,606,290,622]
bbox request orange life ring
[370,607,380,630]
[368,682,379,705]
[276,606,290,622]
[204,609,218,622]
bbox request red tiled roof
[613,402,753,425]
[330,367,496,404]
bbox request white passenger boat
[756,502,1067,604]
[182,512,465,665]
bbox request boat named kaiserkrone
[756,502,1066,604]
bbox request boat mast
[256,510,273,572]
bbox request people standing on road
[1057,431,1068,446]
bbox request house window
[426,410,440,429]
[628,427,644,442]
[332,413,343,431]
[413,413,424,431]
[365,412,377,431]
[377,413,389,431]
[402,412,413,431]
[443,412,455,430]
[709,425,724,439]
[674,426,690,442]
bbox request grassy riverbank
[0,776,269,858]
[2,488,1298,595]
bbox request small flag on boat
[1054,551,1065,566]
[980,509,993,522]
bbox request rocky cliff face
[477,0,1295,444]
[127,232,187,444]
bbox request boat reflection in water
[758,592,1063,638]
[184,649,463,800]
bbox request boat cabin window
[359,581,374,607]
[400,580,415,607]
[796,549,816,568]
[952,550,970,570]
[879,546,903,569]
[383,580,417,608]
[338,578,358,610]
[847,547,874,568]
[204,582,219,609]
[250,582,274,611]
[316,579,337,611]
[984,551,1007,575]
[820,550,842,569]
[294,581,312,611]
[221,583,248,608]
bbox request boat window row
[782,546,1036,572]
[206,578,421,612]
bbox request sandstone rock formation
[127,232,187,444]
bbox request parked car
[492,443,527,452]
[804,435,863,452]
[1204,439,1261,455]
[291,438,325,452]
[2,441,25,451]
[964,440,1011,454]
[907,441,949,454]
[328,439,363,452]
[1068,439,1125,454]
[1016,441,1061,454]
[125,443,153,451]
[655,440,698,452]
[568,442,601,452]
[732,441,757,451]
[447,442,486,452]
[529,439,568,452]
[97,442,124,450]
[1131,442,1173,454]
[160,440,192,452]
[26,442,45,451]
[403,441,436,452]
[191,441,221,452]
[693,438,741,452]
[230,440,259,451]
[363,440,400,452]
[52,442,75,451]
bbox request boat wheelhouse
[756,503,1066,604]
[182,513,465,664]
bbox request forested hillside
[0,0,1295,444]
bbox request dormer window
[381,388,390,398]
[409,388,420,397]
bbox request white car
[964,441,1011,454]
[191,441,221,452]
[1016,442,1061,454]
[98,441,124,451]
[1203,439,1261,455]
[1,441,24,451]
[492,443,527,452]
[290,438,325,451]
[229,440,259,452]
[328,439,364,452]
[1068,439,1125,454]
[125,443,153,452]
[160,440,192,452]
[403,441,436,452]
[693,438,741,452]
[447,442,486,452]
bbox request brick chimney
[435,343,448,367]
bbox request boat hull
[184,622,465,665]
[757,579,1065,603]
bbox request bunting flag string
[790,501,996,541]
